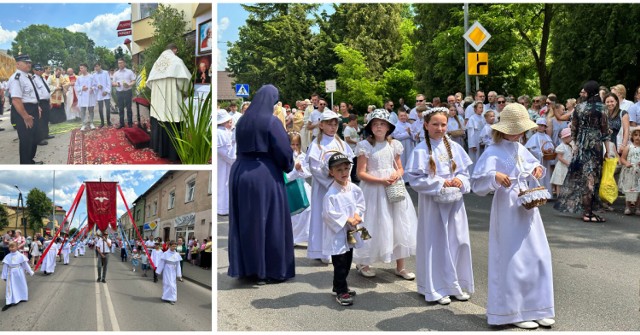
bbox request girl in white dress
[525,118,555,197]
[156,241,183,305]
[306,110,355,263]
[550,127,574,197]
[217,109,236,216]
[353,109,417,279]
[471,103,555,330]
[2,242,34,310]
[619,127,640,215]
[287,132,312,244]
[406,107,474,305]
[466,102,485,163]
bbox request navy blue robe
[227,85,295,281]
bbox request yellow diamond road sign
[464,21,491,52]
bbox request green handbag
[283,172,310,215]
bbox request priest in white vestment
[146,44,192,162]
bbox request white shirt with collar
[33,74,51,100]
[8,69,39,104]
[95,237,112,254]
[112,68,135,92]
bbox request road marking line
[95,255,105,331]
[102,281,121,331]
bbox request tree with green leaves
[0,204,8,231]
[333,44,382,111]
[94,46,116,70]
[26,188,53,233]
[550,4,640,100]
[227,3,318,103]
[141,4,195,76]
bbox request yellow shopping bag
[599,157,619,204]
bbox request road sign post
[463,20,491,92]
[325,79,336,109]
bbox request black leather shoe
[38,141,48,146]
[45,135,55,139]
[0,128,5,131]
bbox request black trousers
[12,103,40,164]
[38,99,50,141]
[116,90,133,127]
[350,158,360,183]
[96,99,111,125]
[331,248,353,295]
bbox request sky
[217,3,334,71]
[0,170,167,228]
[0,3,132,52]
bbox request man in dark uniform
[33,63,54,145]
[9,54,42,164]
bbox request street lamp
[14,185,26,235]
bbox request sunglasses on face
[534,99,540,102]
[416,99,424,102]
[498,101,506,104]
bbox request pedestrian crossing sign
[235,84,250,97]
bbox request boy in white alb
[156,241,183,305]
[322,152,366,306]
[151,242,163,283]
[479,110,496,157]
[2,242,34,311]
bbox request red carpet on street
[68,127,172,164]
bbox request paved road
[217,190,640,331]
[3,251,212,331]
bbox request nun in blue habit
[227,84,295,284]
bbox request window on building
[186,180,196,203]
[168,191,175,210]
[152,200,157,216]
[140,3,158,20]
[146,205,150,218]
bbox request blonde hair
[316,119,345,149]
[491,129,506,144]
[424,110,457,176]
[288,132,302,154]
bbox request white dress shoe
[320,258,332,264]
[513,321,539,329]
[394,269,415,280]
[356,264,376,277]
[436,296,451,305]
[454,292,470,301]
[535,318,555,327]
[90,123,96,130]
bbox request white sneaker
[394,269,416,280]
[356,264,376,277]
[535,318,555,327]
[80,125,87,131]
[513,321,538,329]
[454,292,471,301]
[436,296,451,305]
[90,124,96,130]
[320,258,331,264]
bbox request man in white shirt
[307,98,326,140]
[95,231,112,283]
[409,93,427,123]
[484,90,497,111]
[112,58,136,129]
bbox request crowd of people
[219,80,639,330]
[1,228,213,311]
[3,43,191,164]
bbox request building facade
[131,170,212,243]
[0,205,67,238]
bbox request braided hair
[424,108,458,176]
